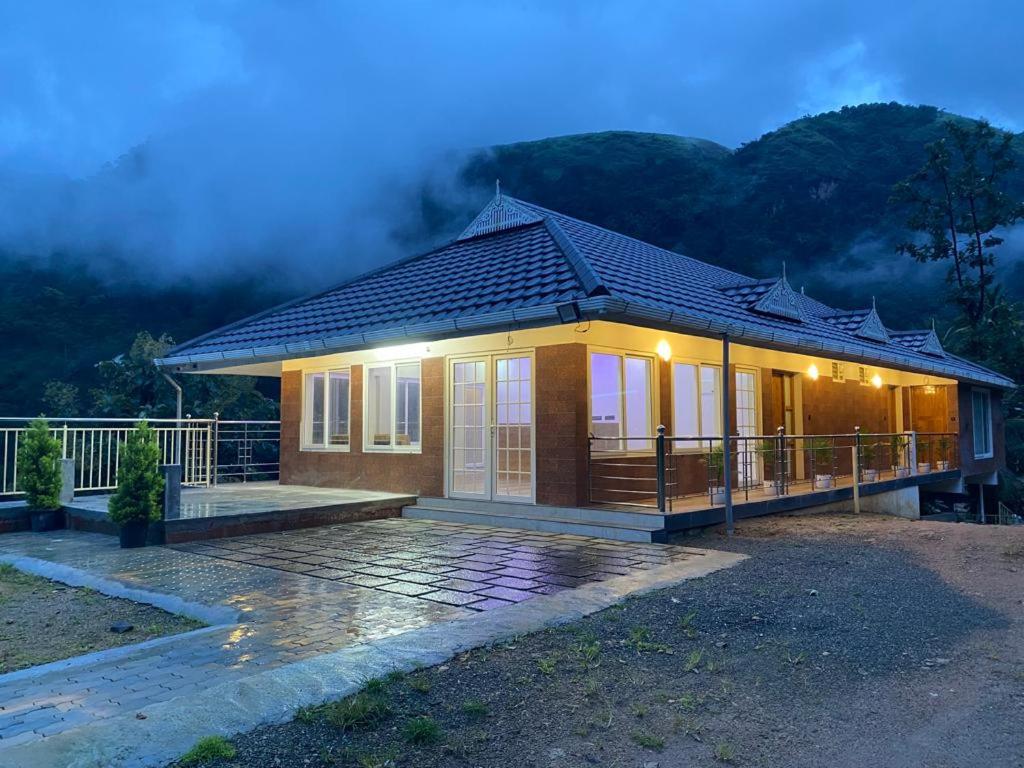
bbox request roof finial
[932,317,937,332]
[872,295,877,311]
[496,178,501,202]
[782,261,787,281]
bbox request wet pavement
[173,518,692,611]
[0,519,701,747]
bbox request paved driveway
[0,519,704,749]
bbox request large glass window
[303,369,349,450]
[590,352,654,451]
[672,362,721,448]
[365,361,421,451]
[972,388,993,458]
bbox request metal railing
[1,416,281,497]
[588,428,959,512]
[212,418,281,484]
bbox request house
[157,191,1011,537]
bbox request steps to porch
[402,497,669,543]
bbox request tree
[90,331,278,420]
[17,418,63,511]
[892,119,1024,348]
[42,381,80,416]
[108,422,164,525]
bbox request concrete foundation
[815,485,921,520]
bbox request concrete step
[414,496,664,529]
[402,504,666,543]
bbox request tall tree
[892,119,1024,347]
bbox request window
[831,361,845,383]
[303,369,350,450]
[590,352,654,451]
[672,362,721,448]
[365,361,421,451]
[972,388,993,458]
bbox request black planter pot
[119,520,149,549]
[30,509,64,533]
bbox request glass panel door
[448,354,535,502]
[450,359,488,498]
[494,356,533,501]
[735,369,759,487]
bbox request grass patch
[631,730,665,751]
[408,674,431,693]
[323,693,391,731]
[178,735,236,766]
[628,626,672,654]
[403,715,443,745]
[537,657,557,675]
[683,648,704,672]
[461,699,488,717]
[714,741,736,762]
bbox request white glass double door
[448,354,534,503]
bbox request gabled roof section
[824,306,891,343]
[719,277,804,322]
[891,329,945,357]
[458,193,543,241]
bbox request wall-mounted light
[556,301,583,323]
[871,373,883,389]
[656,340,672,362]
[807,363,819,381]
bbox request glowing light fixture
[871,373,883,389]
[372,342,430,361]
[656,340,672,362]
[807,363,819,381]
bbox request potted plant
[17,418,64,532]
[860,440,879,483]
[701,443,727,504]
[916,439,931,474]
[809,437,834,489]
[890,434,910,478]
[108,422,164,548]
[759,439,785,496]
[936,435,951,471]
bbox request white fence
[0,418,213,496]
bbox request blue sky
[0,1,1020,278]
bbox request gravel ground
[168,513,1024,768]
[0,563,205,673]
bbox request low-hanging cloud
[0,0,1021,288]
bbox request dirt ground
[0,564,204,673]
[170,513,1024,768]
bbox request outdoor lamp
[656,340,672,361]
[807,363,819,381]
[871,374,883,389]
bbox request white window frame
[363,359,422,454]
[972,387,993,459]
[588,348,657,453]
[301,366,351,452]
[670,358,723,452]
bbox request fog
[1,1,1020,286]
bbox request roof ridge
[509,196,753,285]
[542,217,607,297]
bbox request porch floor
[66,482,408,520]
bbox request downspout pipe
[161,372,183,468]
[722,333,734,536]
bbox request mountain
[2,103,1022,415]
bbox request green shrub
[402,715,442,745]
[178,735,236,765]
[18,418,62,511]
[323,693,390,731]
[108,422,164,526]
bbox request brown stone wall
[535,343,589,507]
[279,359,444,496]
[799,376,892,435]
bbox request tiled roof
[159,193,1013,388]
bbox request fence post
[62,423,69,460]
[655,425,666,514]
[776,426,785,494]
[212,412,220,486]
[852,426,861,514]
[907,431,918,475]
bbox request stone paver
[0,519,701,748]
[171,518,690,611]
